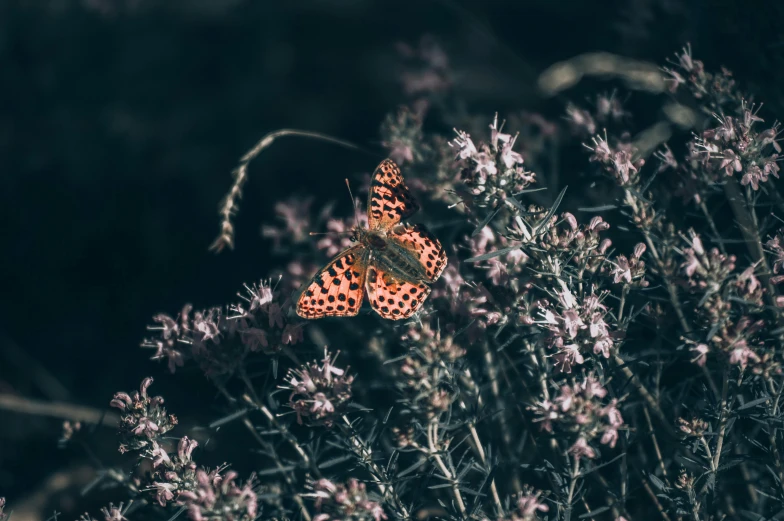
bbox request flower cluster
[609,242,648,287]
[77,504,128,521]
[514,213,612,274]
[380,106,424,166]
[307,478,387,521]
[282,350,354,427]
[662,44,742,110]
[111,379,259,521]
[142,278,303,375]
[539,283,618,372]
[450,114,536,210]
[530,374,624,459]
[396,323,467,420]
[176,468,258,521]
[696,105,781,190]
[676,231,776,371]
[110,377,177,454]
[679,231,737,291]
[586,132,645,187]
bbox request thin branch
[564,456,581,521]
[426,421,467,518]
[640,473,673,521]
[467,422,503,514]
[339,415,412,520]
[643,405,668,479]
[0,393,119,427]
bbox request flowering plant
[15,43,784,521]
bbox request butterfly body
[296,159,447,320]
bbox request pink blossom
[569,437,596,459]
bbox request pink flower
[153,482,175,506]
[554,342,584,373]
[729,341,761,369]
[719,149,742,176]
[516,487,550,516]
[611,255,632,284]
[150,441,170,467]
[569,437,596,459]
[691,343,709,366]
[601,428,619,448]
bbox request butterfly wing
[367,159,420,231]
[387,223,448,282]
[365,265,431,320]
[296,245,368,319]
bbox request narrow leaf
[534,186,568,234]
[472,207,502,237]
[466,245,521,263]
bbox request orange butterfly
[296,159,447,320]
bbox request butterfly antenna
[345,178,361,229]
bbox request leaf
[472,207,502,237]
[534,186,568,234]
[466,245,522,263]
[579,506,610,518]
[578,453,625,477]
[428,483,457,490]
[640,168,661,194]
[209,408,249,428]
[737,396,771,411]
[457,487,484,496]
[514,186,548,195]
[398,458,428,478]
[256,465,297,476]
[578,204,618,212]
[505,196,526,212]
[318,455,353,469]
[649,473,668,491]
[166,506,188,521]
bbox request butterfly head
[349,226,365,244]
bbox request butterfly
[296,159,447,320]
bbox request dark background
[1,0,782,517]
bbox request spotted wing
[388,223,447,282]
[365,265,430,320]
[296,245,368,319]
[367,159,420,231]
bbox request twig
[700,366,730,496]
[213,383,311,521]
[467,422,503,515]
[612,354,679,439]
[564,456,581,521]
[340,415,411,520]
[0,393,119,427]
[765,377,784,500]
[241,393,321,480]
[427,421,467,518]
[640,473,673,521]
[723,178,784,327]
[643,406,668,479]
